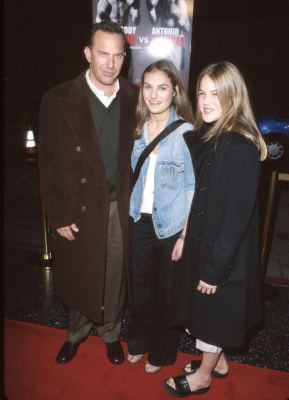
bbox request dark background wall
[4,0,289,128]
[189,0,288,117]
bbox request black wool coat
[174,128,263,348]
[38,73,138,323]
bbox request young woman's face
[142,70,176,119]
[198,75,222,123]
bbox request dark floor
[4,141,289,373]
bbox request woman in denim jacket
[127,59,195,374]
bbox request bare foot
[126,353,143,364]
[184,354,229,375]
[144,362,162,374]
[214,353,229,375]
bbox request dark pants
[67,201,125,344]
[127,214,181,366]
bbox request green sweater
[88,89,120,201]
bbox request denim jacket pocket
[158,161,184,190]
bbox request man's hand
[171,238,184,261]
[56,223,79,241]
[197,280,217,294]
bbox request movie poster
[92,1,194,88]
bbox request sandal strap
[173,374,191,394]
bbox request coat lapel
[57,73,136,185]
[58,73,107,183]
[117,77,136,180]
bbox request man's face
[84,30,125,92]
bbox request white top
[85,70,119,108]
[140,152,157,214]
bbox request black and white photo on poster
[92,1,194,88]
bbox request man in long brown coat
[38,21,138,365]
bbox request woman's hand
[171,238,184,261]
[197,280,217,294]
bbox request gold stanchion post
[39,197,54,269]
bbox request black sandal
[183,360,229,379]
[163,374,210,397]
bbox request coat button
[196,236,203,240]
[207,161,212,166]
[81,206,86,212]
[76,146,82,152]
[200,186,207,191]
[80,178,86,184]
[197,210,204,216]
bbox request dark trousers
[67,201,125,344]
[127,214,181,366]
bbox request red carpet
[5,320,289,400]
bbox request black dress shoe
[56,341,81,364]
[105,340,124,365]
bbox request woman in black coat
[163,61,267,397]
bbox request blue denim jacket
[130,109,195,238]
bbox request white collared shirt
[85,70,119,108]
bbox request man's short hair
[89,21,126,48]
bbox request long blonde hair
[134,59,194,138]
[195,61,267,161]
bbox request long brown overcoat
[174,128,263,348]
[38,72,138,323]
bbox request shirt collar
[85,70,120,107]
